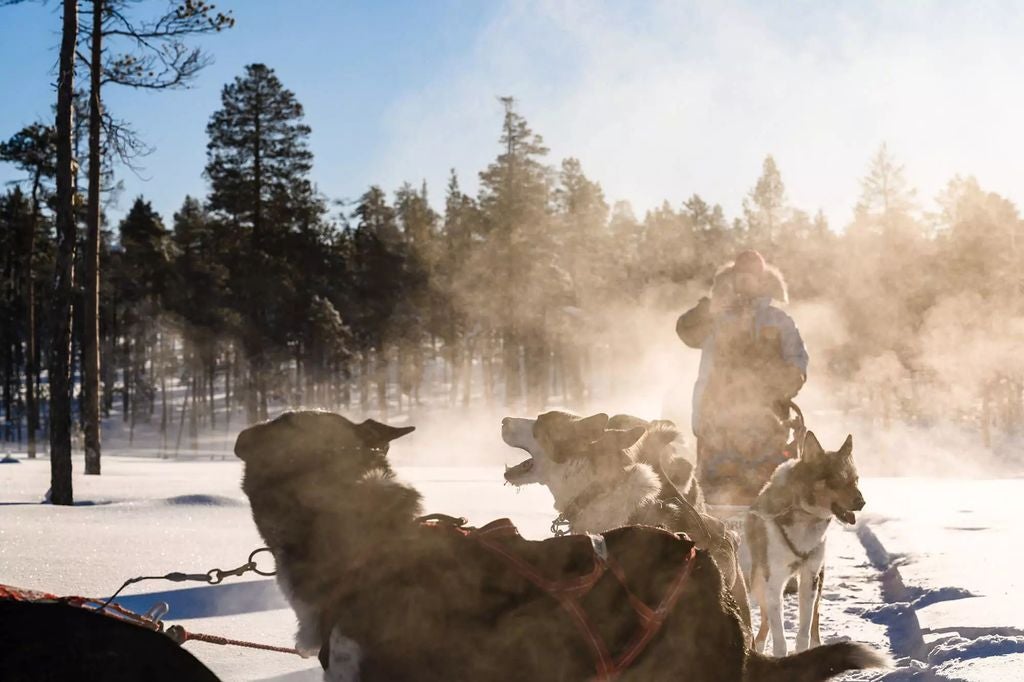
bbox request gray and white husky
[745,431,866,657]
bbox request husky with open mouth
[746,431,867,657]
[501,410,752,633]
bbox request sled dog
[745,431,866,657]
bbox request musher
[676,250,808,504]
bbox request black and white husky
[745,431,866,657]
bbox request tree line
[3,9,1023,505]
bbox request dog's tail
[744,642,890,682]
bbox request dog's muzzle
[504,458,534,482]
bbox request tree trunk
[462,339,473,407]
[244,366,258,426]
[208,352,216,429]
[482,335,494,406]
[376,348,388,420]
[49,0,79,505]
[360,354,370,411]
[524,330,546,413]
[224,346,232,430]
[101,319,114,417]
[159,333,168,453]
[3,346,12,444]
[121,336,130,421]
[174,381,191,457]
[502,330,521,407]
[190,373,199,451]
[12,339,23,444]
[81,0,102,475]
[23,173,40,458]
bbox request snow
[854,477,1024,681]
[2,452,1022,681]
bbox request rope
[166,625,300,656]
[96,547,277,612]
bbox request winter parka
[676,261,808,461]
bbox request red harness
[424,518,696,681]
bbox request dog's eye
[827,472,852,489]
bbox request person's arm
[776,313,808,398]
[676,297,713,349]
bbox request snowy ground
[858,478,1024,681]
[2,453,1022,681]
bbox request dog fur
[501,410,752,632]
[237,410,887,681]
[745,431,867,657]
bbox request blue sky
[3,1,1024,228]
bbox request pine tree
[206,63,313,248]
[856,142,915,233]
[0,190,35,451]
[0,124,56,459]
[113,198,170,436]
[393,181,436,406]
[552,158,608,406]
[48,0,80,505]
[477,97,552,408]
[743,155,788,248]
[554,157,608,295]
[77,0,233,475]
[683,193,732,273]
[168,196,231,429]
[205,63,315,423]
[350,186,405,416]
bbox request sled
[0,583,220,681]
[698,400,807,538]
[698,400,806,512]
[0,551,293,682]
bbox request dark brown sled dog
[235,410,888,682]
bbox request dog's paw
[296,642,320,658]
[295,623,322,658]
[325,630,362,682]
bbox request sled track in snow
[855,523,929,661]
[852,522,1022,674]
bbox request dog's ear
[606,426,646,454]
[836,434,853,458]
[234,416,287,462]
[234,425,261,462]
[356,419,415,448]
[574,413,609,442]
[801,430,825,464]
[590,426,645,468]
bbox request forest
[2,2,1022,503]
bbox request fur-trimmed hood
[710,260,788,304]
